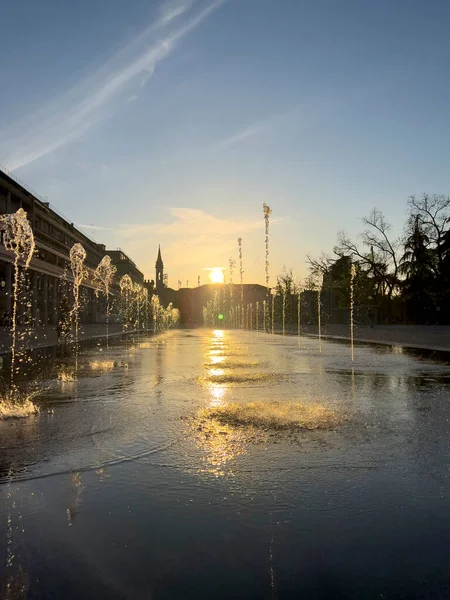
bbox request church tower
[155,245,164,293]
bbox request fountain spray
[134,282,142,333]
[238,237,244,328]
[317,273,323,353]
[263,203,272,332]
[69,244,87,371]
[350,263,356,361]
[271,290,275,334]
[119,274,133,330]
[0,209,35,392]
[94,256,117,345]
[297,284,301,337]
[229,257,235,326]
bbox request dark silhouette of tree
[407,194,450,278]
[406,194,450,321]
[335,209,400,320]
[275,268,297,329]
[400,216,434,323]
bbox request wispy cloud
[213,108,297,150]
[118,207,265,276]
[159,0,195,24]
[214,123,269,150]
[0,0,225,171]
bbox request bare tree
[407,194,450,276]
[306,252,334,279]
[334,208,400,300]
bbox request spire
[156,244,163,268]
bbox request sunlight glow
[209,268,225,284]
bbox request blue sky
[1,0,450,286]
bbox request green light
[218,314,224,320]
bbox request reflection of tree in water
[67,472,84,525]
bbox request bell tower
[155,245,164,293]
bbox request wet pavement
[1,329,450,599]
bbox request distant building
[174,282,268,324]
[107,249,144,284]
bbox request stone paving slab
[301,324,450,353]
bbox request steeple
[156,244,163,267]
[155,245,164,292]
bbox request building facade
[0,168,150,327]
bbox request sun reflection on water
[208,384,227,407]
[209,356,225,365]
[191,414,256,478]
[208,368,225,377]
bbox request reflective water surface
[2,329,450,599]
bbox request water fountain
[263,299,267,333]
[151,295,162,332]
[133,282,142,333]
[229,257,235,322]
[271,288,276,334]
[350,263,356,361]
[297,284,301,338]
[317,273,323,353]
[238,237,244,328]
[119,274,133,331]
[94,255,117,345]
[0,209,35,395]
[69,244,87,370]
[263,203,272,334]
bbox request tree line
[278,194,450,326]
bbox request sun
[209,268,225,284]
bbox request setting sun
[209,268,225,284]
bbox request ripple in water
[204,359,260,369]
[199,401,343,431]
[197,371,281,386]
[189,401,343,477]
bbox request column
[31,271,38,321]
[51,277,58,325]
[42,275,49,325]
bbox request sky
[2,0,450,286]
